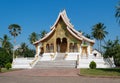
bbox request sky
[0,0,120,48]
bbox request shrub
[5,63,11,70]
[89,61,96,69]
[0,48,12,68]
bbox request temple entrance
[61,38,67,52]
[56,38,67,53]
[56,38,61,52]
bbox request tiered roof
[34,10,95,44]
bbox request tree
[103,40,115,58]
[28,32,38,44]
[103,38,120,67]
[0,34,10,48]
[8,24,21,59]
[39,30,47,38]
[91,23,108,52]
[24,49,35,57]
[0,34,13,55]
[113,44,120,66]
[78,30,92,39]
[85,34,93,39]
[0,48,12,72]
[115,1,120,24]
[8,24,21,44]
[15,42,28,57]
[15,42,35,57]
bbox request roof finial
[62,9,66,13]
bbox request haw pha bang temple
[12,10,115,69]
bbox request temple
[12,10,115,69]
[33,10,95,56]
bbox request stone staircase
[34,53,76,69]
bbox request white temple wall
[36,43,41,57]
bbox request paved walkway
[0,68,79,76]
[0,69,120,83]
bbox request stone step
[35,64,75,66]
[34,65,75,68]
[35,62,75,66]
[34,60,76,68]
[55,53,65,60]
[34,66,75,69]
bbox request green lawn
[1,68,13,73]
[80,68,120,77]
[0,68,19,73]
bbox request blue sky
[0,0,120,48]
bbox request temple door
[60,38,67,53]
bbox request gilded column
[44,42,46,53]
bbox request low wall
[12,57,34,69]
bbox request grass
[0,68,19,73]
[80,68,120,77]
[1,68,13,73]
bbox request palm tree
[15,42,28,57]
[28,32,38,44]
[0,34,13,54]
[15,42,35,57]
[8,24,21,59]
[8,24,21,44]
[20,43,28,53]
[115,1,120,24]
[39,30,47,38]
[92,23,108,52]
[85,34,92,39]
[0,34,10,48]
[19,43,28,57]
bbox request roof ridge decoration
[50,10,74,30]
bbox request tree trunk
[0,66,1,72]
[100,40,101,53]
[13,37,16,59]
[97,40,100,51]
